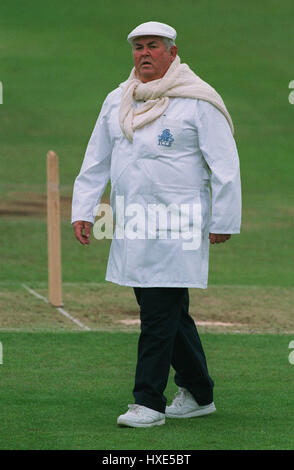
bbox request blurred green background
[0,0,293,286]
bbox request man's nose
[141,47,151,55]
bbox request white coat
[71,88,241,288]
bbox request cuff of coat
[208,227,241,234]
[71,217,94,225]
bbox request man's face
[132,36,177,83]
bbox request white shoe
[117,404,165,428]
[165,387,216,418]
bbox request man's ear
[170,45,178,61]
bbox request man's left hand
[209,233,231,244]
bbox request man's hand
[209,233,231,244]
[73,220,91,245]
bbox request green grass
[0,331,293,450]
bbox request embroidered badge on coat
[158,129,174,147]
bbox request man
[71,21,241,428]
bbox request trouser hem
[134,391,166,414]
[174,378,214,406]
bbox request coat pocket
[150,184,202,250]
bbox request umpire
[71,21,241,427]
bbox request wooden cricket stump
[47,150,63,307]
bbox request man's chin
[138,71,160,83]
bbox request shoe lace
[171,388,186,408]
[128,404,145,416]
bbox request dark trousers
[132,287,214,413]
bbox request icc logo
[158,129,174,147]
[288,80,294,105]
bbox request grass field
[1,331,294,450]
[0,0,294,451]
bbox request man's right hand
[73,220,91,245]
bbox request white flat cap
[127,21,177,43]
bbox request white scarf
[119,55,234,142]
